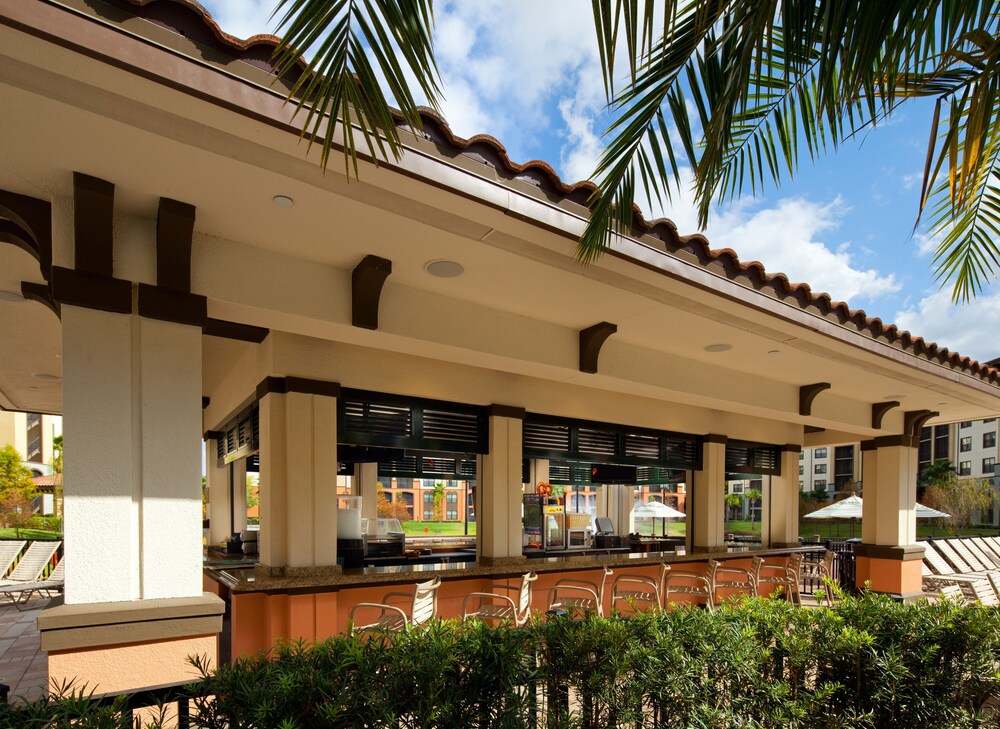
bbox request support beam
[72,172,115,277]
[155,198,196,293]
[579,322,617,374]
[799,382,831,416]
[352,254,392,330]
[871,400,901,429]
[204,317,270,343]
[0,188,51,274]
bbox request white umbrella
[633,500,685,537]
[803,494,949,520]
[803,494,948,538]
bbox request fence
[800,540,856,594]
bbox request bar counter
[206,544,818,594]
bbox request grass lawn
[724,519,1000,540]
[401,521,476,537]
[0,528,61,540]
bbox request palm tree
[273,2,999,301]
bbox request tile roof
[109,0,999,386]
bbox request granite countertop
[206,545,819,594]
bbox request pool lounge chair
[0,558,64,610]
[0,540,61,587]
[0,541,26,580]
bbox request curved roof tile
[115,0,998,384]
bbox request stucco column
[258,383,339,568]
[357,462,379,526]
[602,484,635,536]
[856,437,924,599]
[62,307,203,603]
[691,435,726,551]
[206,438,231,547]
[764,445,802,548]
[477,406,524,564]
[528,458,549,493]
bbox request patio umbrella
[803,494,948,538]
[633,500,685,536]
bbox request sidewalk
[0,595,49,703]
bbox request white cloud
[200,1,277,39]
[895,288,1000,361]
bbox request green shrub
[1,592,998,728]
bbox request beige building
[0,410,61,472]
[4,0,1000,700]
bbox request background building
[0,411,61,474]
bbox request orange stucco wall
[48,635,217,695]
[228,557,789,658]
[855,555,922,595]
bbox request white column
[528,459,548,492]
[862,441,918,546]
[764,447,801,547]
[232,458,248,534]
[606,484,634,536]
[62,307,203,604]
[358,462,379,526]
[261,390,340,568]
[205,440,231,547]
[478,412,523,562]
[691,437,726,551]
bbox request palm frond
[272,0,441,176]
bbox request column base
[853,543,924,598]
[39,593,224,694]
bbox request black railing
[800,541,856,594]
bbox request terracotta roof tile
[111,0,999,385]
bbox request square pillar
[205,439,231,548]
[258,385,339,568]
[477,406,524,564]
[357,462,379,525]
[691,436,726,551]
[764,445,802,548]
[856,438,924,599]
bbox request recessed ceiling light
[425,260,465,278]
[0,289,24,303]
[883,394,905,400]
[30,373,60,381]
[27,386,38,391]
[937,402,949,406]
[272,195,294,208]
[703,343,732,353]
[767,349,780,355]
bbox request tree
[923,475,993,533]
[376,481,410,521]
[724,492,740,532]
[273,1,1000,301]
[745,488,762,532]
[431,481,445,522]
[0,446,38,537]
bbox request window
[423,492,434,504]
[984,457,996,474]
[984,432,997,448]
[814,448,828,459]
[799,452,804,460]
[961,436,972,452]
[986,418,997,423]
[814,464,827,474]
[959,461,972,476]
[446,509,458,520]
[423,509,433,520]
[961,421,973,428]
[799,465,804,475]
[814,480,827,489]
[446,492,458,504]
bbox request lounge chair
[547,566,613,617]
[0,558,64,609]
[349,577,441,633]
[0,541,26,579]
[463,571,537,626]
[0,541,61,587]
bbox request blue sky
[202,1,1000,362]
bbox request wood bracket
[352,255,392,330]
[799,382,831,416]
[579,322,617,373]
[904,410,938,438]
[0,189,51,277]
[871,401,901,430]
[156,197,196,293]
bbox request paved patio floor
[0,594,50,703]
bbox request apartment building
[798,444,861,494]
[0,410,61,473]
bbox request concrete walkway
[0,594,49,703]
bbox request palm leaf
[271,0,441,176]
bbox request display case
[367,517,405,557]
